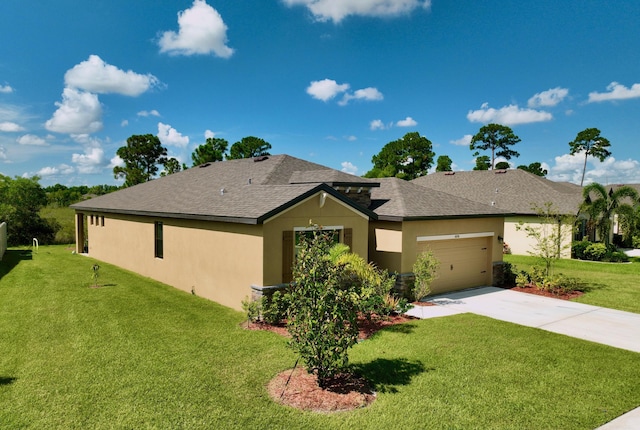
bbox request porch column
[75,212,85,254]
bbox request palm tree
[569,128,611,187]
[581,183,639,247]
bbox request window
[154,222,163,259]
[282,226,352,283]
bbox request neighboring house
[412,169,583,258]
[71,155,508,310]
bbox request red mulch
[503,284,585,300]
[245,313,415,413]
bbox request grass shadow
[0,249,32,281]
[0,376,17,386]
[351,357,430,393]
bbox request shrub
[287,228,360,388]
[412,249,440,301]
[241,296,261,325]
[583,243,608,261]
[604,251,629,263]
[633,236,640,249]
[515,272,530,288]
[572,240,591,260]
[261,289,291,325]
[380,293,413,316]
[502,262,517,286]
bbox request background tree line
[0,124,619,246]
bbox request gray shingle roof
[371,177,509,221]
[411,169,583,215]
[71,155,375,223]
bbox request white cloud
[283,0,431,23]
[307,79,350,101]
[450,134,472,146]
[340,161,358,175]
[307,79,382,105]
[157,122,189,147]
[370,119,386,130]
[64,55,160,96]
[528,87,569,108]
[45,88,103,134]
[466,102,552,125]
[0,84,13,93]
[204,129,216,139]
[588,81,640,103]
[158,0,234,58]
[138,109,160,117]
[339,86,383,106]
[36,166,71,176]
[108,154,124,169]
[17,134,48,146]
[0,146,6,160]
[0,121,23,132]
[548,151,640,184]
[72,146,105,174]
[396,116,417,127]
[346,135,357,141]
[121,119,129,127]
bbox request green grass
[40,206,75,244]
[505,254,640,313]
[1,246,639,429]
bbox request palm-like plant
[581,183,640,247]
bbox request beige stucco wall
[76,191,370,311]
[371,217,504,273]
[504,216,573,259]
[263,192,370,286]
[81,212,263,311]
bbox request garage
[416,233,492,294]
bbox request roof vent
[199,163,211,168]
[444,172,455,176]
[491,201,496,206]
[254,156,269,162]
[248,178,252,185]
[220,188,225,195]
[495,170,507,174]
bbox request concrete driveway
[405,286,640,353]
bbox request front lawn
[1,246,638,429]
[505,254,640,314]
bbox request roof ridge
[260,154,288,185]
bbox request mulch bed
[503,284,585,300]
[245,313,416,413]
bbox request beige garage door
[417,237,490,294]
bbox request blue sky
[1,0,639,186]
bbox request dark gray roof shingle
[71,155,375,223]
[371,177,508,220]
[411,169,583,215]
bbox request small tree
[364,132,435,180]
[473,155,491,171]
[581,183,639,247]
[435,155,453,172]
[412,249,439,301]
[470,123,521,170]
[191,137,228,166]
[227,136,271,160]
[568,128,611,187]
[517,202,575,276]
[287,228,360,388]
[517,162,547,177]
